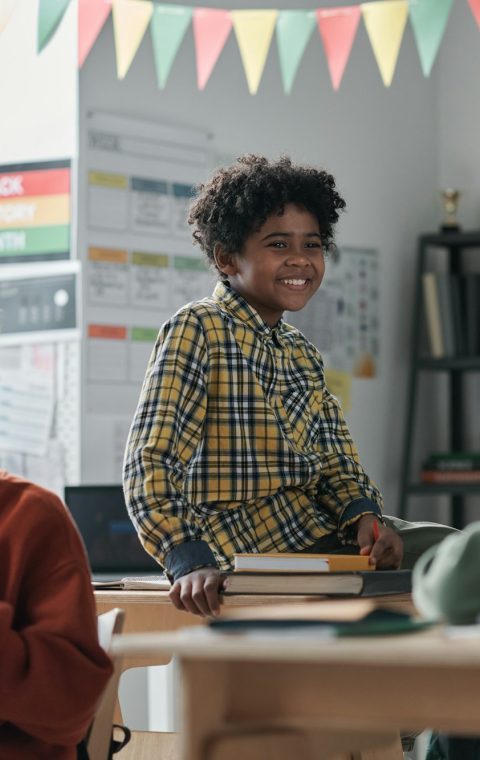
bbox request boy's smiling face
[215,203,325,326]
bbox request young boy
[123,154,452,618]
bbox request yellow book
[233,552,373,573]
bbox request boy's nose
[286,251,310,266]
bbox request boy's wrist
[165,540,218,582]
[338,498,383,542]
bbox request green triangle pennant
[151,4,193,89]
[37,0,72,53]
[409,0,454,76]
[276,10,316,94]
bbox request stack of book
[421,451,480,484]
[222,552,411,597]
[422,272,480,358]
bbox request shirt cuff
[164,540,218,582]
[338,498,383,542]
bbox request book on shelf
[209,598,430,636]
[233,552,372,573]
[222,569,412,597]
[422,272,445,358]
[421,470,480,484]
[92,575,170,590]
[450,275,466,356]
[423,451,480,472]
[465,273,480,356]
[435,273,456,356]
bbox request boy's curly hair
[188,154,346,277]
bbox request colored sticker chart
[0,272,76,337]
[289,247,379,378]
[87,246,213,312]
[0,160,71,263]
[87,169,194,238]
[87,323,158,385]
[86,247,214,385]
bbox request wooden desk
[112,625,480,760]
[94,590,413,667]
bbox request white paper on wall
[80,112,214,482]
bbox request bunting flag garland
[193,8,232,90]
[467,0,480,27]
[409,0,454,76]
[37,0,72,53]
[112,0,153,79]
[361,0,409,86]
[78,0,112,68]
[231,10,278,94]
[5,1,479,92]
[0,0,18,35]
[316,6,362,90]
[276,11,316,94]
[151,5,193,89]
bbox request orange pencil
[373,520,380,542]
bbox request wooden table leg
[178,659,403,760]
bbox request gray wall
[1,2,479,516]
[79,2,443,513]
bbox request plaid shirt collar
[211,280,295,348]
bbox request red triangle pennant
[78,0,112,68]
[316,6,361,90]
[193,8,232,90]
[467,0,480,27]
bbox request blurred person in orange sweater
[0,470,113,759]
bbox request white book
[233,553,373,573]
[92,575,170,590]
[234,553,330,572]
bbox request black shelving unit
[398,230,480,528]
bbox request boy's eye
[270,241,287,248]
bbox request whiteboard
[78,112,215,483]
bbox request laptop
[64,484,161,581]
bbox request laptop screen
[64,485,160,574]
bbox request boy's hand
[168,567,224,617]
[356,515,403,569]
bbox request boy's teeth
[282,279,306,285]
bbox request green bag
[413,521,480,624]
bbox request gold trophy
[440,189,461,232]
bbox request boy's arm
[124,311,217,581]
[316,386,384,542]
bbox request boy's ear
[214,244,237,276]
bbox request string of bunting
[2,0,480,93]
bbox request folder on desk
[209,598,431,637]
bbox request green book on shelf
[424,451,480,471]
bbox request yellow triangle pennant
[231,10,278,95]
[0,0,18,34]
[112,0,153,80]
[361,0,408,87]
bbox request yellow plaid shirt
[123,282,383,579]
